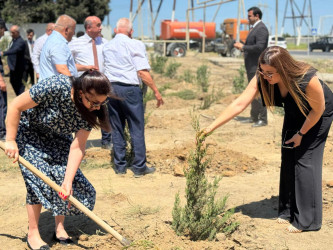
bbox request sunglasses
[257,69,278,79]
[83,94,108,108]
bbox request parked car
[268,35,287,49]
[309,37,333,52]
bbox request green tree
[0,0,110,24]
[1,0,57,24]
[55,0,110,23]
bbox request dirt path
[0,52,332,249]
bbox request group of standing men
[0,14,163,177]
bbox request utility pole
[258,1,270,33]
[281,0,313,45]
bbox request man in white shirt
[69,16,111,149]
[69,16,107,76]
[31,23,55,80]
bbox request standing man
[39,15,77,81]
[0,25,26,96]
[69,16,112,149]
[103,18,164,177]
[31,23,55,80]
[0,18,8,141]
[234,6,269,127]
[23,28,35,85]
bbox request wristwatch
[297,131,305,136]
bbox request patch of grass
[303,59,333,74]
[232,65,246,94]
[287,43,308,50]
[196,65,210,93]
[168,89,197,100]
[200,88,224,110]
[272,106,285,116]
[123,239,156,249]
[164,60,182,79]
[181,69,195,83]
[126,205,160,217]
[150,54,168,74]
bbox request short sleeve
[29,75,70,104]
[130,41,150,71]
[50,43,70,65]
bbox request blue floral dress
[17,74,95,216]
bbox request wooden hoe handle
[0,141,131,246]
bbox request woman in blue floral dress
[5,71,113,250]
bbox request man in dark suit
[0,25,26,96]
[23,28,35,85]
[234,6,269,127]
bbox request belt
[112,82,139,87]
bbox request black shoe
[115,170,126,175]
[53,233,74,245]
[240,118,255,123]
[134,167,156,178]
[234,116,250,122]
[27,239,50,250]
[252,120,267,127]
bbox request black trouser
[247,71,267,122]
[23,61,35,85]
[279,115,333,231]
[10,69,25,96]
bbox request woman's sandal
[27,239,50,250]
[53,232,74,245]
[286,224,303,233]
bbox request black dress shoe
[240,118,255,123]
[252,120,267,127]
[134,167,156,178]
[53,233,74,245]
[27,239,50,250]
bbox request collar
[53,30,68,44]
[252,20,262,29]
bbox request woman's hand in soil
[5,140,19,163]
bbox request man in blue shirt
[39,15,77,81]
[103,18,164,177]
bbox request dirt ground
[0,52,333,250]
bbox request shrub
[182,69,194,83]
[150,54,168,74]
[164,60,182,78]
[196,65,210,92]
[168,89,196,100]
[232,65,246,94]
[172,115,239,241]
[200,88,224,110]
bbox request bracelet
[297,131,305,136]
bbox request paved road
[289,50,333,59]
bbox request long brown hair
[258,46,312,117]
[71,70,115,132]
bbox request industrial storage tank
[160,20,216,40]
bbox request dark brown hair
[71,70,115,132]
[258,46,312,117]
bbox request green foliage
[196,65,210,93]
[200,88,224,110]
[0,36,9,68]
[172,115,239,241]
[168,89,196,100]
[232,65,246,94]
[150,54,168,74]
[287,43,308,50]
[0,0,110,24]
[181,69,194,83]
[164,60,182,78]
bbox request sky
[103,0,333,38]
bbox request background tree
[1,0,57,24]
[0,0,110,24]
[55,0,110,23]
